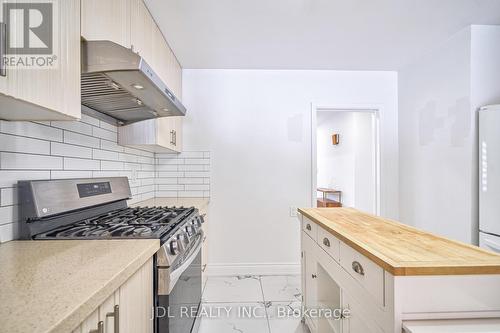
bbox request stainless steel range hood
[81,40,186,124]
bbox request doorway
[312,107,380,215]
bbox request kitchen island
[298,208,500,333]
[0,239,159,333]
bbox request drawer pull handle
[306,224,312,231]
[106,305,119,333]
[89,321,104,333]
[352,261,365,276]
[323,238,331,247]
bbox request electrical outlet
[290,206,298,217]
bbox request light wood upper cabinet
[0,0,81,121]
[81,0,182,100]
[118,116,183,153]
[81,0,131,48]
[130,0,154,66]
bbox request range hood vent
[81,40,186,125]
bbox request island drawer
[340,241,385,307]
[302,217,318,241]
[318,226,340,262]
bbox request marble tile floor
[199,275,310,333]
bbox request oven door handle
[167,234,203,293]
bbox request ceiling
[145,0,500,70]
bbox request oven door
[157,241,202,333]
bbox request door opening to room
[313,109,380,215]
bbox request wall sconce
[332,134,340,145]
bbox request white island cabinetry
[299,208,500,333]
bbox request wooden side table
[317,187,342,207]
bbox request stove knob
[177,232,189,244]
[185,225,194,236]
[169,240,179,255]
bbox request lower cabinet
[301,218,388,333]
[72,258,153,333]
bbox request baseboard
[205,263,301,276]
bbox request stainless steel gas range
[18,177,203,333]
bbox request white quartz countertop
[0,239,159,333]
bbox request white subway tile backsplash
[119,153,138,163]
[93,149,119,161]
[100,139,125,152]
[178,152,205,159]
[99,120,118,133]
[156,178,178,185]
[63,157,100,171]
[51,170,93,179]
[158,184,185,191]
[0,133,50,155]
[51,142,92,159]
[156,151,210,199]
[101,160,124,171]
[64,131,100,148]
[0,205,18,225]
[183,171,210,178]
[178,178,205,184]
[92,127,117,141]
[0,223,17,243]
[155,191,178,198]
[0,111,209,243]
[51,121,92,136]
[185,184,210,191]
[80,113,100,126]
[1,152,63,170]
[0,121,63,142]
[158,171,184,178]
[0,188,17,206]
[156,157,185,165]
[178,165,206,171]
[178,191,204,198]
[157,164,178,172]
[0,170,50,187]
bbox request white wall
[182,70,398,274]
[353,112,377,214]
[316,112,355,206]
[399,25,500,244]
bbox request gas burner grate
[34,206,195,240]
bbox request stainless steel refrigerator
[479,104,500,253]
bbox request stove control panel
[77,182,112,198]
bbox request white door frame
[311,104,381,215]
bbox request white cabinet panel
[339,241,384,307]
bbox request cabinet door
[342,293,384,333]
[157,116,182,153]
[72,309,100,333]
[130,0,153,65]
[302,233,318,331]
[100,292,119,333]
[0,0,80,121]
[119,258,154,333]
[81,0,131,48]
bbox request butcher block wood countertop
[299,207,500,276]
